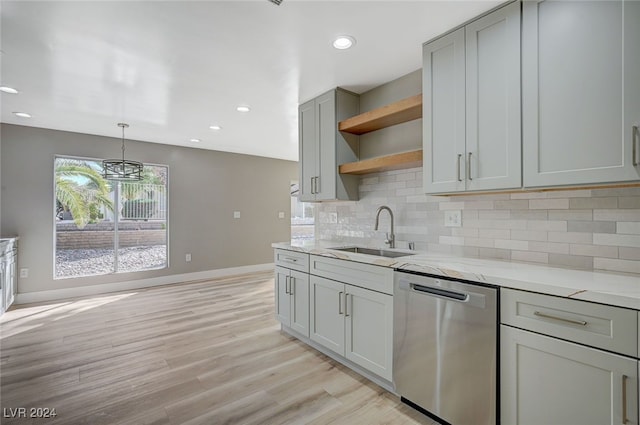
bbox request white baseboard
[14,263,274,305]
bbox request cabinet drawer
[501,288,638,357]
[309,255,393,295]
[274,249,309,273]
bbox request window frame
[53,154,170,279]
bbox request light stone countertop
[272,240,640,310]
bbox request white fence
[119,182,167,221]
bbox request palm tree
[55,159,114,229]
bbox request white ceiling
[0,0,501,161]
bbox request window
[54,157,168,279]
[290,182,314,241]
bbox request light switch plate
[185,253,192,262]
[444,210,462,227]
[233,211,241,219]
[278,212,285,219]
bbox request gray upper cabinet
[299,89,360,202]
[523,0,640,187]
[423,2,521,194]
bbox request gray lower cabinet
[299,88,360,202]
[275,266,309,337]
[501,326,638,425]
[501,288,639,425]
[309,275,393,381]
[423,1,521,194]
[523,0,640,187]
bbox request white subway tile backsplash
[617,222,640,235]
[593,233,640,248]
[511,192,548,200]
[526,220,567,232]
[619,197,640,209]
[548,210,593,221]
[547,232,593,244]
[569,197,617,209]
[465,238,495,248]
[620,247,640,261]
[495,239,528,250]
[593,209,640,221]
[511,250,549,264]
[570,244,618,258]
[511,230,548,242]
[452,227,480,237]
[529,199,570,210]
[315,167,640,274]
[529,241,570,255]
[439,202,465,210]
[594,258,640,274]
[478,210,510,220]
[549,254,593,270]
[479,228,511,239]
[438,236,465,246]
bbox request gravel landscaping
[55,245,167,278]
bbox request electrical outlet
[278,211,285,219]
[185,253,192,262]
[20,268,29,278]
[444,210,462,228]
[233,211,241,219]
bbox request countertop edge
[272,242,640,311]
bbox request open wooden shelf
[339,150,423,175]
[338,94,422,135]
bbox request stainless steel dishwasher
[393,271,498,425]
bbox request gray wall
[1,124,297,294]
[359,69,422,160]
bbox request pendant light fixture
[102,123,143,181]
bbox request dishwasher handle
[412,283,467,301]
[398,278,487,309]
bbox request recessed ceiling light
[333,35,356,50]
[13,112,31,118]
[209,125,222,130]
[236,105,250,112]
[0,86,19,94]
[190,138,201,143]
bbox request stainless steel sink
[331,246,414,258]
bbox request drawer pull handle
[622,375,628,424]
[533,311,587,326]
[283,257,298,263]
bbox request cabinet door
[423,28,466,194]
[289,271,309,337]
[315,90,336,201]
[299,98,317,202]
[501,326,638,425]
[523,0,640,187]
[465,2,521,191]
[344,284,393,381]
[309,276,345,356]
[274,267,291,326]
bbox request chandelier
[102,123,143,181]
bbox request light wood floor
[0,271,436,425]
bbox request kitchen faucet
[374,205,395,248]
